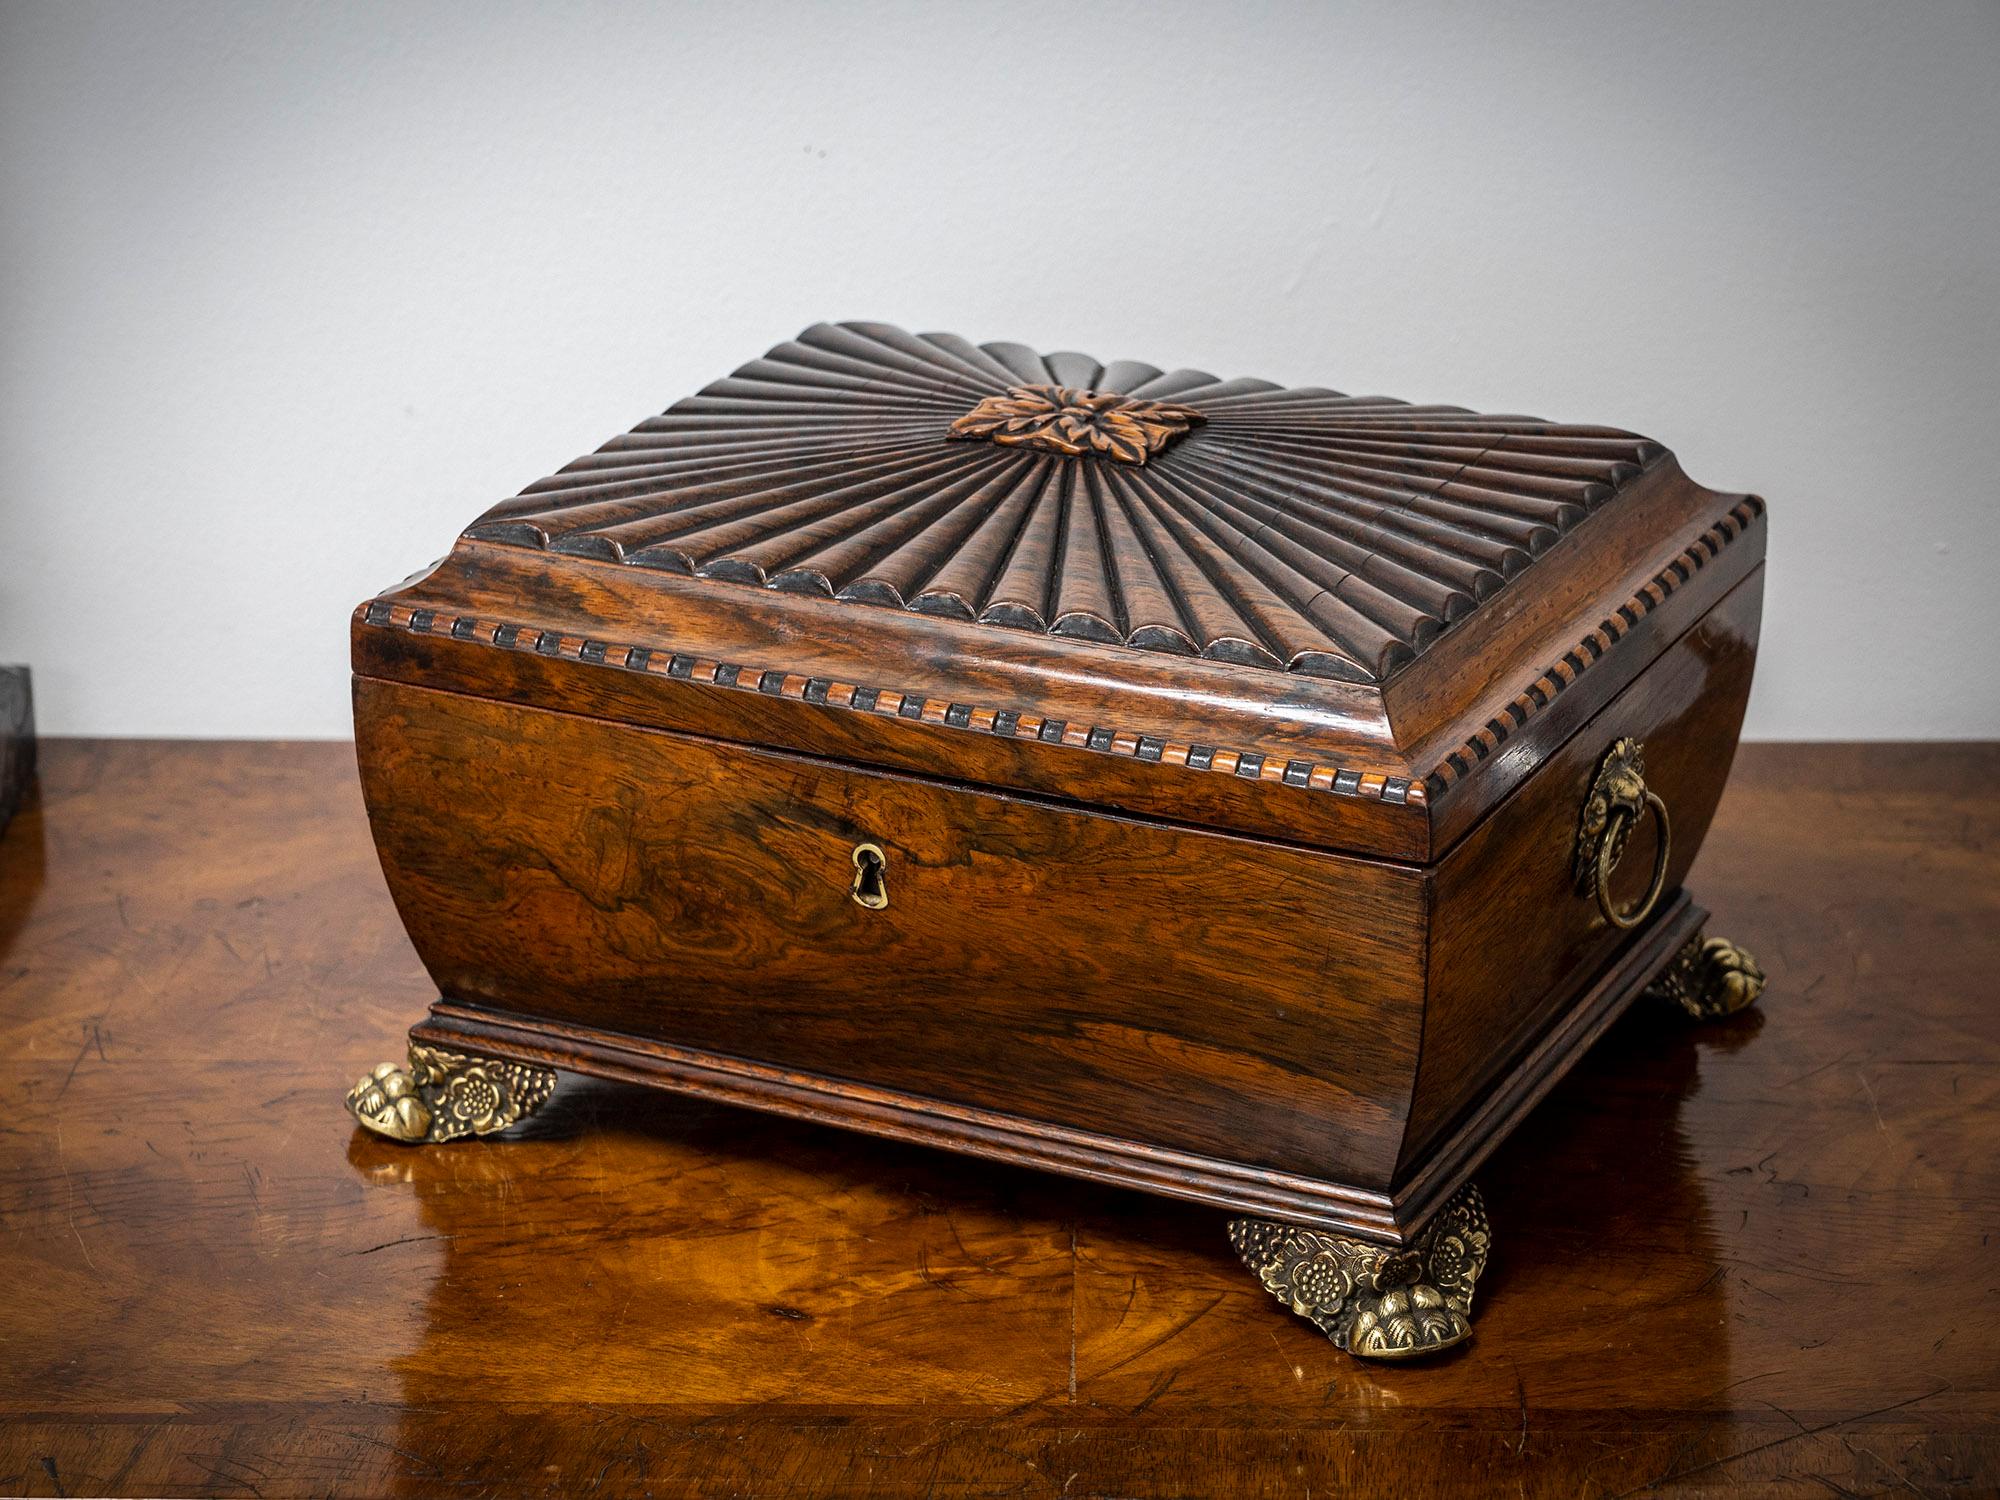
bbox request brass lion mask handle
[1573,737,1671,930]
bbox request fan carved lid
[465,322,1667,685]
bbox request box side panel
[354,677,1427,1189]
[1401,566,1764,1170]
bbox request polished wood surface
[4,739,1996,1496]
[351,554,1751,1241]
[464,320,1665,687]
[348,325,1769,1349]
[357,676,1426,1189]
[1407,575,1759,1163]
[359,322,1769,863]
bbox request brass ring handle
[1593,790,1671,929]
[1573,737,1672,931]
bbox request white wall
[3,0,1995,739]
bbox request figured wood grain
[1402,570,1763,1166]
[2,740,1996,1497]
[352,550,1762,1232]
[355,677,1426,1189]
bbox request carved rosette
[1228,1183,1491,1359]
[947,384,1204,465]
[345,1042,557,1144]
[1645,934,1766,1020]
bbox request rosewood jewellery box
[343,321,1769,1360]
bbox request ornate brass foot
[345,1041,557,1144]
[1228,1183,1491,1360]
[1646,933,1766,1020]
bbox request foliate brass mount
[1574,736,1672,930]
[849,841,889,910]
[1229,1183,1491,1360]
[1646,932,1767,1020]
[947,384,1204,466]
[346,1041,557,1144]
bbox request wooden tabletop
[1,740,1994,1498]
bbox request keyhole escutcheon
[849,842,889,910]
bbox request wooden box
[345,323,1768,1358]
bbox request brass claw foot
[1646,933,1766,1020]
[1229,1183,1491,1360]
[345,1041,557,1144]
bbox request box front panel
[354,678,1426,1187]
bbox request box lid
[355,322,1765,862]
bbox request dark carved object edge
[0,666,35,835]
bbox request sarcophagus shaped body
[347,323,1767,1357]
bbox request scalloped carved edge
[356,603,1426,808]
[1423,497,1765,801]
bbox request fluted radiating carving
[466,322,1665,683]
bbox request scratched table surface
[0,740,1995,1498]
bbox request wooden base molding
[363,894,1712,1255]
[347,897,1773,1358]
